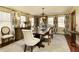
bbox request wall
[75,7,79,45]
[69,7,79,45]
[75,7,79,32]
[65,7,79,45]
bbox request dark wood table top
[33,28,50,35]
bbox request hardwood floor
[65,34,79,52]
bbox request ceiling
[6,6,73,16]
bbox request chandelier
[41,8,47,20]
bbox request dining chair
[1,26,14,45]
[22,29,40,52]
[43,27,54,45]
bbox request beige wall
[70,7,79,45]
[68,7,79,32]
[66,7,79,45]
[75,7,79,32]
[75,7,79,45]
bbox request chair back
[49,27,54,35]
[1,26,10,35]
[22,29,34,43]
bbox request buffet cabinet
[15,28,23,41]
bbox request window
[58,16,65,27]
[0,11,12,32]
[48,17,54,26]
[30,17,34,30]
[20,16,26,28]
[39,18,44,26]
[31,17,34,27]
[39,18,45,29]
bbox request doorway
[70,11,76,51]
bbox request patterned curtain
[11,11,15,35]
[54,16,58,33]
[11,11,15,26]
[42,16,48,28]
[14,12,21,28]
[25,16,31,29]
[64,15,69,34]
[34,16,39,31]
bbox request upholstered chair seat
[1,34,14,39]
[25,38,40,46]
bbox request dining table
[32,27,50,48]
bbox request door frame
[71,10,76,31]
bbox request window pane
[0,11,13,33]
[20,16,26,22]
[39,18,45,29]
[30,17,34,30]
[58,16,65,27]
[0,11,11,22]
[48,17,54,26]
[39,18,44,25]
[20,16,26,28]
[31,17,34,27]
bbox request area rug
[0,35,70,52]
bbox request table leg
[39,35,45,48]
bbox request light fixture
[41,8,47,19]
